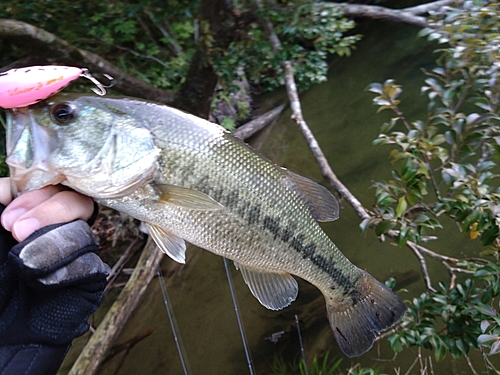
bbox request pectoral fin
[237,264,298,310]
[156,184,224,211]
[145,223,186,264]
[285,170,340,222]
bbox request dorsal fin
[236,263,298,310]
[155,184,224,211]
[284,170,340,222]
[144,223,186,264]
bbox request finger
[10,191,94,242]
[0,178,13,206]
[1,185,65,231]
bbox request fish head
[6,93,159,198]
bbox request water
[61,19,494,375]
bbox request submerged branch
[69,239,163,375]
[233,104,285,140]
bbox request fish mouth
[6,106,160,199]
[6,108,65,196]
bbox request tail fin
[326,271,407,358]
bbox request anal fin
[145,223,186,264]
[237,264,298,310]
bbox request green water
[62,20,496,375]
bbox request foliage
[1,0,359,101]
[298,351,342,375]
[389,261,500,362]
[270,352,386,375]
[1,0,198,91]
[365,1,500,248]
[217,0,360,92]
[364,2,500,373]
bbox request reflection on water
[62,19,489,375]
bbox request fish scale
[6,93,407,357]
[152,126,349,282]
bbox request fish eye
[50,102,76,125]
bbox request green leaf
[396,196,408,218]
[375,221,396,236]
[490,340,500,355]
[435,342,447,361]
[478,334,498,345]
[475,303,497,317]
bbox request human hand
[0,179,109,375]
[0,178,95,241]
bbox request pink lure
[0,66,83,109]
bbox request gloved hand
[0,206,110,375]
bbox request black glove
[0,206,110,375]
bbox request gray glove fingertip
[15,220,96,267]
[39,252,111,286]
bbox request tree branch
[0,19,176,104]
[317,0,456,28]
[233,104,285,140]
[254,0,470,293]
[69,239,162,375]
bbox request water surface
[62,18,490,375]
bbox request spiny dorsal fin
[284,170,339,222]
[144,223,186,264]
[236,263,298,310]
[156,184,224,211]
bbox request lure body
[0,66,82,109]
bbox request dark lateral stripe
[288,233,355,291]
[195,181,357,293]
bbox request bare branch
[145,11,184,57]
[69,239,163,375]
[283,61,370,220]
[317,0,456,28]
[405,0,456,15]
[233,104,285,140]
[0,19,176,104]
[406,241,436,292]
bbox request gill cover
[6,94,160,198]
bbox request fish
[5,93,407,357]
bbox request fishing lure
[0,65,112,109]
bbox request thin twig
[375,321,408,342]
[481,347,500,373]
[407,242,436,292]
[104,238,139,293]
[412,242,459,264]
[428,355,435,375]
[464,353,479,375]
[145,10,184,57]
[443,261,457,289]
[403,355,420,375]
[115,45,170,70]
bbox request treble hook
[80,68,114,96]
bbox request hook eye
[80,69,114,96]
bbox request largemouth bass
[5,93,406,357]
